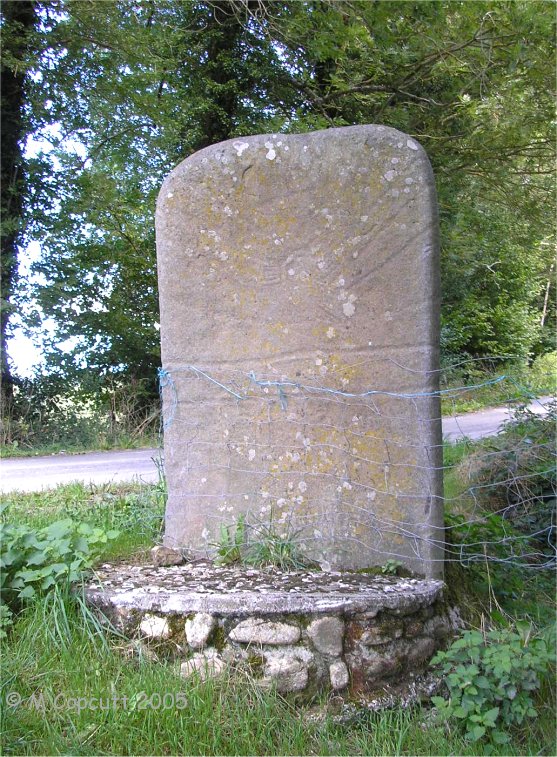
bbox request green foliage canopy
[3,0,555,395]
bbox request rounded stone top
[85,560,444,616]
[157,124,433,211]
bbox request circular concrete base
[84,561,451,696]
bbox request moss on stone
[211,623,227,652]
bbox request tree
[21,0,301,396]
[1,0,37,412]
[7,0,555,404]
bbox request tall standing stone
[156,125,444,577]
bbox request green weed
[431,624,555,745]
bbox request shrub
[529,351,557,394]
[456,402,556,546]
[0,518,119,612]
[431,625,555,744]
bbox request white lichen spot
[391,157,399,164]
[407,139,419,150]
[341,292,357,314]
[232,140,249,156]
[360,215,368,223]
[166,191,174,198]
[313,529,323,538]
[384,311,393,321]
[248,449,256,461]
[326,327,336,339]
[288,268,295,276]
[317,260,326,270]
[367,490,376,500]
[298,481,307,493]
[201,528,210,541]
[342,481,352,490]
[315,358,323,366]
[384,170,396,182]
[274,238,283,246]
[261,491,270,499]
[391,189,400,197]
[223,205,233,216]
[303,145,308,152]
[264,141,276,160]
[405,177,414,185]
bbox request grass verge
[1,461,555,755]
[1,587,554,756]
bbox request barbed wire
[158,357,555,572]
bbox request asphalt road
[0,397,552,493]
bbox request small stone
[229,618,300,645]
[180,648,226,681]
[260,649,310,693]
[406,637,435,665]
[364,653,400,679]
[404,618,424,638]
[185,613,216,649]
[139,613,171,640]
[150,545,185,566]
[329,660,349,690]
[423,616,450,640]
[307,616,344,656]
[360,622,404,646]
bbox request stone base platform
[84,561,451,696]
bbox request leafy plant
[430,624,555,744]
[529,351,557,394]
[0,519,119,610]
[214,515,247,566]
[0,603,13,640]
[381,559,404,575]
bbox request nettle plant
[430,624,554,744]
[0,518,119,618]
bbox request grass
[0,481,166,561]
[0,432,159,459]
[1,589,554,756]
[439,357,555,415]
[1,451,555,755]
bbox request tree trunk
[1,0,36,416]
